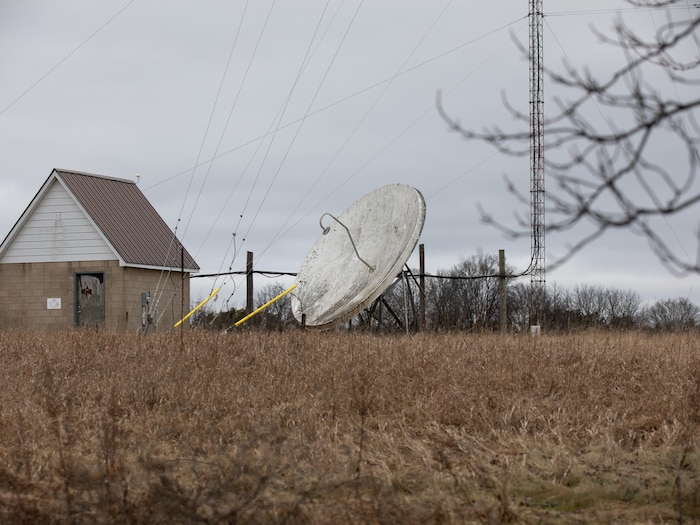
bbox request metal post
[529,0,545,328]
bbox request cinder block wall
[119,267,190,333]
[0,261,190,332]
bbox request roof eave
[121,261,200,272]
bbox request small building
[0,169,199,332]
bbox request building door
[75,272,105,328]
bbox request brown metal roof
[55,169,199,271]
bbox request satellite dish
[291,183,426,330]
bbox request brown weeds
[0,329,698,523]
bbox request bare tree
[253,282,295,330]
[641,296,699,330]
[438,0,700,274]
[572,284,608,328]
[506,281,642,330]
[425,254,511,330]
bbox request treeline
[192,254,699,332]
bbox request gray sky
[1,0,698,310]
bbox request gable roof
[0,169,199,271]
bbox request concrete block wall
[0,261,83,331]
[0,261,190,332]
[118,267,190,333]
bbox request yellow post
[173,287,221,328]
[234,284,297,327]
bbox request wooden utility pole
[499,249,507,333]
[181,246,184,339]
[246,251,254,314]
[419,243,425,330]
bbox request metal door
[75,273,105,328]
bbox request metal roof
[55,169,199,271]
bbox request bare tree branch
[438,0,700,274]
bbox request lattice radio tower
[529,0,545,326]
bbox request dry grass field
[0,329,698,524]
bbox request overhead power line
[546,4,697,17]
[142,14,527,192]
[0,0,137,117]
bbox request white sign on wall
[47,298,62,310]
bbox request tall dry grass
[0,329,698,523]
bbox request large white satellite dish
[291,184,426,330]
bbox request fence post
[246,251,254,314]
[499,249,507,333]
[419,243,425,330]
[181,246,184,335]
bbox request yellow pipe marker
[234,284,297,327]
[174,287,221,328]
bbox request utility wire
[215,0,340,306]
[160,11,534,302]
[159,13,529,295]
[154,1,255,315]
[238,0,365,249]
[545,4,696,17]
[214,0,332,300]
[142,14,528,192]
[0,0,137,117]
[180,0,252,244]
[220,0,364,299]
[256,18,527,265]
[204,1,344,293]
[263,0,457,258]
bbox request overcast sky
[1,0,698,311]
